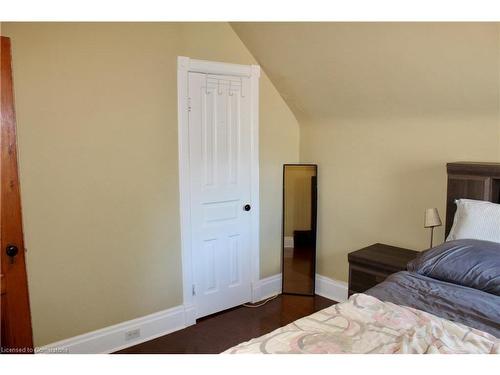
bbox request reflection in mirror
[282,164,317,296]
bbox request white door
[188,72,253,318]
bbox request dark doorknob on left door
[6,245,19,263]
[244,204,251,211]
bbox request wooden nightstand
[348,243,419,297]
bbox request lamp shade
[424,208,442,228]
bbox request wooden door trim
[176,57,261,324]
[1,36,34,352]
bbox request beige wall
[498,24,500,161]
[5,21,500,347]
[297,25,500,281]
[233,23,500,283]
[301,115,499,281]
[2,22,300,346]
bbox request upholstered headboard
[446,162,500,237]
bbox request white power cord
[243,294,279,308]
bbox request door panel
[1,36,34,353]
[188,72,252,318]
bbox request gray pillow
[407,239,500,296]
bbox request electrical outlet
[125,328,141,341]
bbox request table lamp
[424,208,442,248]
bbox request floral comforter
[224,294,499,354]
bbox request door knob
[244,204,251,211]
[6,245,19,263]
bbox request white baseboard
[252,273,348,303]
[315,274,348,302]
[252,274,282,302]
[183,304,197,327]
[38,275,285,354]
[37,305,191,354]
[38,274,347,354]
[283,236,294,248]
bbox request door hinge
[187,97,192,112]
[192,284,196,296]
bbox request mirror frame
[281,163,318,296]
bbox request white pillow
[447,199,500,243]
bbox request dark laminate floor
[116,294,335,354]
[283,247,315,294]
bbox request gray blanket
[366,271,500,338]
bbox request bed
[225,162,500,354]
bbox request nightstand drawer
[347,243,418,297]
[349,264,389,293]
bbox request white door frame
[177,56,261,325]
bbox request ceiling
[231,23,499,124]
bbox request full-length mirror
[282,164,317,296]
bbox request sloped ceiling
[231,23,499,124]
